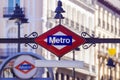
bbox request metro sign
[15,60,35,74]
[47,35,72,45]
[35,25,86,57]
[13,55,37,79]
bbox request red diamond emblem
[15,60,35,74]
[35,25,86,57]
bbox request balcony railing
[3,7,14,17]
[3,7,25,18]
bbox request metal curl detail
[25,43,38,49]
[82,43,96,49]
[81,32,96,49]
[81,32,91,38]
[24,32,38,38]
[24,32,38,49]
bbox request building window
[92,31,95,35]
[65,18,69,25]
[107,23,109,31]
[119,29,120,37]
[8,0,14,7]
[8,0,20,7]
[86,28,89,33]
[51,10,54,18]
[71,20,74,27]
[76,23,79,30]
[98,18,101,27]
[81,25,84,32]
[111,25,113,33]
[47,10,54,19]
[82,14,85,27]
[115,27,117,35]
[102,20,105,28]
[89,17,93,29]
[118,53,120,58]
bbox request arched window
[7,27,17,56]
[7,27,17,38]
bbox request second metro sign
[35,25,86,57]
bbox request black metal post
[59,19,61,25]
[72,48,80,80]
[110,67,112,80]
[58,57,61,60]
[17,22,21,52]
[72,50,75,80]
[85,38,120,43]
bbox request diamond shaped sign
[35,25,86,57]
[15,60,35,74]
[13,55,37,79]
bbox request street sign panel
[13,55,37,79]
[0,78,52,80]
[35,25,86,57]
[35,60,84,68]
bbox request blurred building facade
[95,0,120,80]
[0,0,120,80]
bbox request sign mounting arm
[85,38,120,43]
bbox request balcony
[3,7,25,18]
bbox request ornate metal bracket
[81,32,96,49]
[24,32,38,38]
[24,32,38,49]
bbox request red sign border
[35,25,86,57]
[15,60,35,74]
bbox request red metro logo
[15,60,35,74]
[35,25,86,57]
[13,55,37,79]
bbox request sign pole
[17,22,21,52]
[58,57,61,60]
[72,50,75,80]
